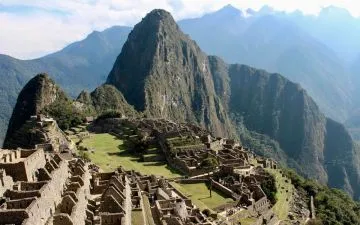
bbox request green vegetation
[90,84,138,116]
[267,169,293,220]
[166,136,204,155]
[78,150,90,161]
[232,114,301,173]
[170,182,233,210]
[198,156,219,172]
[42,99,86,130]
[131,210,144,225]
[96,110,123,121]
[81,133,180,178]
[283,169,360,225]
[238,217,256,225]
[260,170,277,204]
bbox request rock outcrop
[107,9,236,138]
[228,64,360,199]
[4,73,68,148]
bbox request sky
[0,0,359,59]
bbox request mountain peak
[106,9,183,111]
[212,4,242,17]
[258,5,275,15]
[220,4,240,12]
[319,5,352,18]
[141,9,177,28]
[146,9,173,19]
[4,73,68,148]
[107,10,234,137]
[33,72,51,82]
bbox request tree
[198,156,218,197]
[199,156,219,172]
[260,171,277,204]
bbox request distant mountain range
[2,5,360,146]
[0,26,131,145]
[2,5,360,199]
[6,8,360,200]
[179,4,355,123]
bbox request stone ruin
[0,147,216,225]
[0,146,84,225]
[0,115,286,225]
[5,114,75,153]
[114,117,279,221]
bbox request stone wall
[177,179,208,184]
[253,196,269,213]
[57,162,91,225]
[0,148,46,182]
[0,210,29,224]
[0,169,13,196]
[210,179,238,199]
[0,162,28,181]
[22,158,69,225]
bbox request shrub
[260,171,277,204]
[78,150,90,161]
[42,99,85,130]
[282,168,360,225]
[96,110,122,121]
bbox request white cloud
[0,0,359,59]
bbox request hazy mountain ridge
[0,26,131,145]
[179,5,352,123]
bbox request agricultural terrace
[266,168,294,220]
[170,182,234,211]
[80,133,181,178]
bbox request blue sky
[0,0,358,59]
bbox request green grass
[146,147,159,153]
[170,182,233,210]
[131,210,144,225]
[266,168,293,220]
[81,133,181,178]
[238,217,256,225]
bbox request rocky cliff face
[228,65,360,199]
[324,119,360,198]
[228,65,327,181]
[106,9,360,199]
[4,73,68,148]
[107,9,235,138]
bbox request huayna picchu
[1,8,360,225]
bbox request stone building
[0,152,70,225]
[0,147,46,181]
[0,169,13,196]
